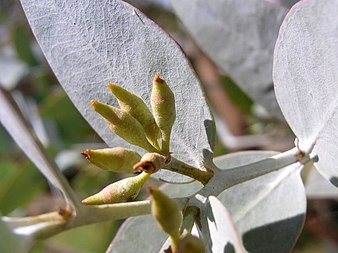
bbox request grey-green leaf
[170,0,287,118]
[20,0,214,183]
[214,151,306,253]
[273,0,338,187]
[205,196,246,253]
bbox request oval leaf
[205,196,246,253]
[214,151,306,253]
[170,0,287,118]
[273,0,338,186]
[20,0,214,182]
[306,167,338,199]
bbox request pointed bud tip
[108,83,119,91]
[81,197,92,205]
[148,186,156,194]
[80,150,91,160]
[90,99,98,107]
[154,74,164,83]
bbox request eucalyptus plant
[1,0,338,252]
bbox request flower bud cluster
[81,74,175,205]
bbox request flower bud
[81,147,141,174]
[178,234,205,253]
[90,100,156,152]
[151,74,176,153]
[108,83,162,150]
[133,152,168,174]
[149,186,182,240]
[82,172,150,205]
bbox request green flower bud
[108,83,162,150]
[81,147,141,174]
[151,74,176,153]
[178,234,205,253]
[133,152,168,174]
[90,100,156,152]
[82,172,150,205]
[149,186,182,240]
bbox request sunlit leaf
[170,0,287,118]
[273,0,338,187]
[206,196,246,253]
[306,167,338,199]
[20,0,214,182]
[214,151,306,253]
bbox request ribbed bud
[149,186,182,240]
[178,234,205,253]
[133,152,168,174]
[108,83,162,150]
[82,172,150,205]
[90,100,156,152]
[151,74,176,153]
[81,147,141,174]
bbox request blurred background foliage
[0,0,337,252]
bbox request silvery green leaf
[214,151,306,253]
[106,215,167,253]
[206,196,246,253]
[20,0,214,183]
[273,0,338,187]
[170,0,287,119]
[306,168,338,199]
[0,88,78,209]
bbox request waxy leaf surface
[20,0,214,182]
[170,0,287,118]
[273,0,338,187]
[205,196,246,253]
[214,151,306,253]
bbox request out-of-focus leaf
[0,160,45,215]
[30,221,118,253]
[13,25,37,66]
[205,196,246,253]
[20,0,214,183]
[273,0,338,187]
[220,76,253,112]
[306,168,338,199]
[106,181,199,253]
[0,218,24,253]
[273,0,299,8]
[170,0,287,119]
[0,88,78,209]
[39,91,95,145]
[214,151,306,253]
[0,52,28,90]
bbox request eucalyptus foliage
[1,0,337,252]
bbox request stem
[198,147,302,198]
[164,158,213,185]
[3,197,189,243]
